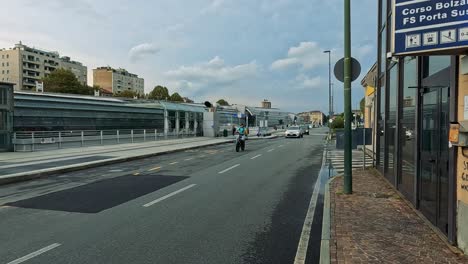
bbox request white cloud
[165,56,259,86]
[201,0,226,14]
[128,43,160,62]
[271,42,328,71]
[296,74,322,89]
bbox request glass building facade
[377,0,457,243]
[0,82,13,151]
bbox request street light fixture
[323,50,332,135]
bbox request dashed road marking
[143,184,197,207]
[148,166,161,172]
[218,164,240,174]
[169,162,179,165]
[133,172,140,176]
[267,149,275,152]
[184,158,194,161]
[278,145,284,148]
[251,154,262,160]
[6,243,61,264]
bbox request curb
[0,140,231,186]
[319,175,340,264]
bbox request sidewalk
[0,137,233,185]
[329,170,468,264]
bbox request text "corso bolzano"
[402,0,468,25]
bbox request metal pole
[100,130,103,145]
[144,129,146,142]
[131,129,134,143]
[13,132,16,152]
[155,129,158,141]
[59,131,62,149]
[117,130,120,144]
[81,131,84,147]
[344,0,353,194]
[324,50,332,140]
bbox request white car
[285,126,303,138]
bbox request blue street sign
[393,0,468,55]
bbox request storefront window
[400,57,417,200]
[423,56,451,78]
[380,28,387,75]
[378,76,386,170]
[381,0,387,27]
[386,63,398,179]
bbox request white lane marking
[148,166,161,171]
[218,164,240,174]
[251,154,262,160]
[169,162,179,165]
[267,149,275,152]
[184,158,194,161]
[278,145,284,148]
[7,243,61,264]
[294,152,324,264]
[199,155,206,158]
[109,169,124,172]
[143,184,197,207]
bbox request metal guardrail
[12,129,200,152]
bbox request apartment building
[93,66,144,96]
[0,42,87,90]
[297,111,325,126]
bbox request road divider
[7,243,61,264]
[218,164,240,174]
[143,184,197,207]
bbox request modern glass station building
[371,0,468,252]
[0,82,13,151]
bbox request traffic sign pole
[344,0,352,194]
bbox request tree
[217,99,229,106]
[331,116,344,129]
[148,85,170,100]
[42,68,93,95]
[114,90,138,98]
[170,92,184,102]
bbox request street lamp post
[343,0,353,194]
[324,50,332,137]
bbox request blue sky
[2,0,377,113]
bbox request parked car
[285,126,303,138]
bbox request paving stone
[330,170,468,264]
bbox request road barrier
[12,129,200,152]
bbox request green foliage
[216,99,229,106]
[42,68,93,95]
[331,116,344,129]
[148,85,170,100]
[114,90,138,98]
[170,92,184,102]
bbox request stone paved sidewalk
[330,170,468,264]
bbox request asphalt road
[0,129,328,264]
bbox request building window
[7,54,9,59]
[386,63,398,178]
[400,56,417,200]
[6,62,8,67]
[378,75,386,170]
[381,0,387,27]
[6,70,9,74]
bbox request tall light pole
[343,0,352,194]
[323,50,332,133]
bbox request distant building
[0,42,87,90]
[261,99,271,109]
[93,66,144,96]
[297,111,325,126]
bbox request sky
[1,0,377,113]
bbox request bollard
[13,132,16,152]
[100,130,103,145]
[59,131,62,149]
[155,129,157,141]
[144,129,146,142]
[81,131,84,147]
[131,129,134,143]
[117,130,120,144]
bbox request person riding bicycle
[237,123,247,136]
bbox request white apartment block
[93,66,144,95]
[0,42,87,90]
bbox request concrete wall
[93,70,113,93]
